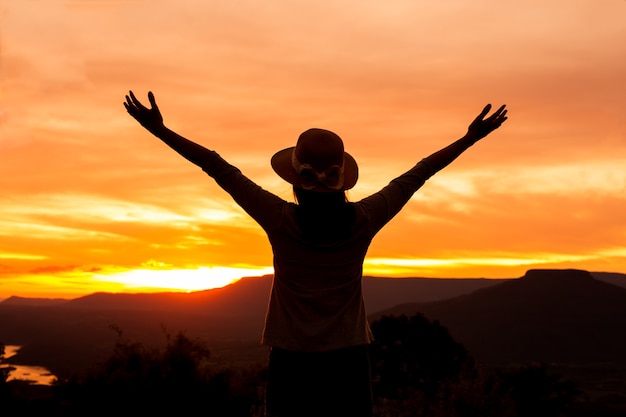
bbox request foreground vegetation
[1,313,621,416]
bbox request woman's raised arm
[424,104,508,173]
[124,91,213,167]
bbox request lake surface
[3,345,57,385]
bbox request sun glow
[363,250,621,277]
[93,265,275,292]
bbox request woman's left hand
[124,91,164,133]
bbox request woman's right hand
[466,104,508,143]
[124,91,165,133]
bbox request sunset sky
[1,0,624,300]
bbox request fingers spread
[492,105,507,118]
[472,104,492,124]
[129,90,148,111]
[486,105,507,123]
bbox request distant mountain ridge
[373,269,626,366]
[1,274,505,375]
[1,269,625,376]
[0,296,68,307]
[2,271,623,309]
[1,275,507,315]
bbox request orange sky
[1,0,625,299]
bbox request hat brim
[271,147,359,192]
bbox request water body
[3,345,57,385]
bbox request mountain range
[1,270,625,378]
[372,269,626,366]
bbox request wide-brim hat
[271,128,358,192]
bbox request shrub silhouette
[497,363,580,417]
[1,318,585,416]
[54,327,263,416]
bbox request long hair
[293,187,356,244]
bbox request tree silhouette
[369,313,582,417]
[370,313,472,400]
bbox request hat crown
[270,128,358,192]
[295,129,345,171]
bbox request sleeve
[200,150,286,232]
[357,159,434,234]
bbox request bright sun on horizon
[1,0,625,300]
[93,265,276,293]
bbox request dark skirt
[265,344,373,417]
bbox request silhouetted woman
[124,91,507,417]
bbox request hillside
[2,270,625,377]
[373,269,626,366]
[0,275,500,376]
[1,274,504,315]
[2,271,622,310]
[362,276,503,313]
